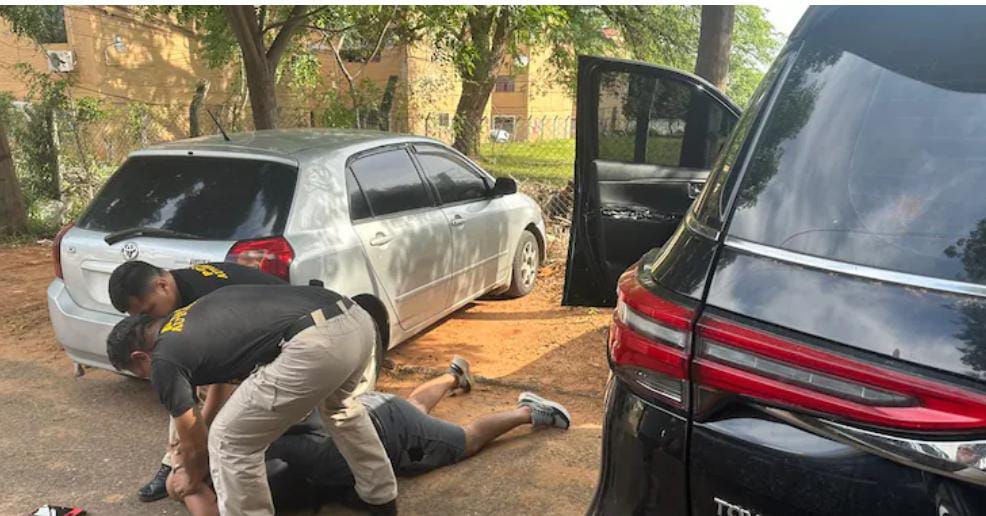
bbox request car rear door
[563,56,739,307]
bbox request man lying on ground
[164,357,572,514]
[108,260,283,502]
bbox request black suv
[565,7,986,515]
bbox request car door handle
[369,232,392,246]
[450,215,465,227]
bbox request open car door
[562,56,740,307]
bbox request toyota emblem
[121,241,139,261]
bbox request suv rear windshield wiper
[104,227,204,245]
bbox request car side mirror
[492,177,517,197]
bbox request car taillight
[226,237,294,281]
[52,222,74,279]
[694,315,986,432]
[609,265,986,433]
[609,269,696,409]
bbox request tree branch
[263,5,331,34]
[266,5,308,69]
[354,6,398,80]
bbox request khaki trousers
[208,301,397,516]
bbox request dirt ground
[0,244,611,515]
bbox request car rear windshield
[728,7,986,284]
[78,155,298,240]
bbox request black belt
[283,298,355,342]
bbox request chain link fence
[6,100,577,262]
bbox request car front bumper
[47,278,121,371]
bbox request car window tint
[350,148,432,216]
[416,150,488,204]
[597,71,735,168]
[346,168,371,220]
[77,156,297,239]
[691,51,791,230]
[728,7,986,283]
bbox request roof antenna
[206,109,231,142]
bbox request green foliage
[0,6,67,45]
[728,6,784,106]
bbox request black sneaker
[138,463,171,502]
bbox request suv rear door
[563,56,739,307]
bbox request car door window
[415,148,489,204]
[598,71,735,169]
[345,168,372,221]
[350,148,433,217]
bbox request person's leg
[320,304,398,505]
[462,407,533,457]
[137,419,176,502]
[462,392,572,457]
[406,373,457,414]
[406,356,475,414]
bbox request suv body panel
[572,6,986,516]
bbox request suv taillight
[610,266,986,432]
[609,269,696,409]
[52,223,74,279]
[226,237,294,281]
[694,316,986,432]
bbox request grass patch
[476,139,574,186]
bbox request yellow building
[0,6,241,141]
[1,7,575,144]
[489,47,575,141]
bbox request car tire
[504,230,540,298]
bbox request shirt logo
[191,264,229,280]
[121,242,139,261]
[161,303,194,334]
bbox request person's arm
[172,408,209,496]
[200,383,236,428]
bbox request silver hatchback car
[47,129,546,383]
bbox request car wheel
[504,230,540,298]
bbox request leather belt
[283,298,355,342]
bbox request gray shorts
[361,392,467,475]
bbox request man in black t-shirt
[106,285,398,515]
[108,260,283,502]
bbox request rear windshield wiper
[104,227,204,245]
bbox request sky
[762,2,809,36]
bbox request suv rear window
[728,7,986,284]
[78,155,298,240]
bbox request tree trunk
[224,6,279,130]
[694,5,735,90]
[451,8,513,156]
[452,79,496,156]
[224,6,308,131]
[0,124,28,235]
[189,80,210,137]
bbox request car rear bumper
[588,376,689,516]
[47,278,121,371]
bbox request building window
[495,75,515,93]
[438,113,450,128]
